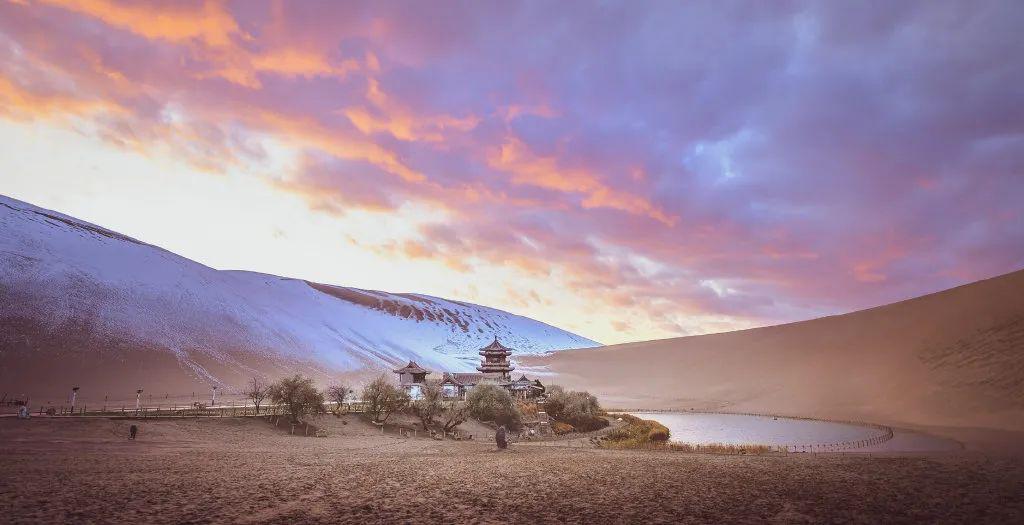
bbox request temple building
[476,337,515,378]
[393,337,546,400]
[393,360,430,399]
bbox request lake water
[631,412,963,452]
[630,412,882,447]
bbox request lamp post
[135,389,143,412]
[70,386,80,413]
[211,385,218,406]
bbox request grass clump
[666,443,777,455]
[602,414,779,454]
[600,413,670,448]
[551,421,575,435]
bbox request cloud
[1,0,1022,341]
[37,0,243,47]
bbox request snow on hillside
[0,194,598,384]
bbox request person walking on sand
[129,424,138,440]
[496,425,508,450]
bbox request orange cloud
[487,137,677,225]
[38,0,361,89]
[39,0,243,47]
[251,48,360,79]
[342,78,479,142]
[256,111,426,184]
[210,47,363,88]
[0,75,121,120]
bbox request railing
[23,401,373,419]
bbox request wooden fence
[32,401,372,419]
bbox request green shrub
[543,386,608,432]
[362,375,410,424]
[410,380,445,429]
[466,384,522,430]
[268,374,326,423]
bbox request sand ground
[1,417,1022,524]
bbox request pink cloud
[0,0,1021,338]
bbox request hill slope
[527,269,1024,432]
[0,195,597,399]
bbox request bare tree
[268,375,325,423]
[245,377,270,414]
[361,375,409,424]
[326,383,351,417]
[440,398,469,432]
[410,380,444,429]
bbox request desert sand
[526,269,1024,449]
[2,416,1022,524]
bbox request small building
[507,374,545,400]
[393,360,430,399]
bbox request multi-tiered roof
[476,336,515,378]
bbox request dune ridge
[528,269,1024,435]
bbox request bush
[543,387,608,432]
[410,380,445,429]
[268,375,326,423]
[362,375,410,424]
[325,383,351,417]
[440,399,469,432]
[648,428,669,443]
[551,421,575,435]
[601,414,671,448]
[465,384,522,430]
[516,401,539,417]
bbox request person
[129,424,138,440]
[495,425,508,450]
[17,404,29,419]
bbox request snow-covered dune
[0,195,597,398]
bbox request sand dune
[527,269,1024,435]
[0,194,596,401]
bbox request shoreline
[611,408,1024,456]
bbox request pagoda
[476,336,515,379]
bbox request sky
[1,0,1022,345]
